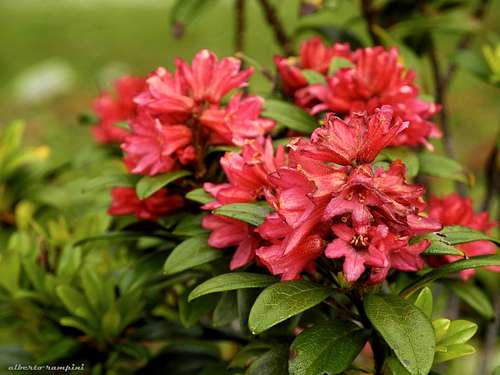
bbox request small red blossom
[201,138,286,269]
[274,37,350,96]
[92,76,145,144]
[428,193,499,280]
[297,106,408,166]
[295,46,441,148]
[123,50,273,176]
[200,94,275,145]
[122,114,194,176]
[108,187,183,221]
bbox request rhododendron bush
[1,1,499,374]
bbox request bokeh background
[0,0,499,373]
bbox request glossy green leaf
[434,343,475,364]
[213,292,238,327]
[213,203,271,226]
[172,213,208,237]
[364,294,435,375]
[229,342,272,369]
[263,99,318,133]
[302,69,326,84]
[328,57,354,75]
[444,280,494,319]
[164,236,221,275]
[380,147,419,177]
[179,290,216,328]
[185,188,214,204]
[412,287,433,319]
[246,343,289,375]
[384,356,411,375]
[289,321,369,375]
[136,170,191,199]
[189,273,277,301]
[248,280,330,335]
[419,153,471,184]
[438,320,477,347]
[419,233,465,256]
[400,254,500,298]
[438,225,500,245]
[432,319,451,342]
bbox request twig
[360,0,382,45]
[481,137,498,211]
[257,0,294,56]
[234,0,246,53]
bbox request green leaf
[59,317,95,337]
[328,57,354,75]
[185,188,214,204]
[172,213,208,237]
[56,285,95,323]
[229,342,272,369]
[102,304,122,339]
[263,99,319,133]
[136,170,191,199]
[57,245,82,281]
[36,338,79,364]
[163,236,221,275]
[384,356,411,375]
[213,203,271,226]
[179,290,217,328]
[246,343,289,375]
[418,153,471,184]
[400,254,500,298]
[434,343,475,364]
[238,288,260,335]
[432,319,451,342]
[0,250,20,294]
[213,292,238,327]
[444,280,494,319]
[248,280,330,335]
[81,268,104,313]
[419,233,465,256]
[302,69,326,85]
[380,147,419,177]
[364,294,435,375]
[189,272,277,301]
[412,287,433,319]
[438,225,500,245]
[438,320,478,347]
[289,321,369,375]
[170,0,219,36]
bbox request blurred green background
[1,0,498,189]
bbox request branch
[481,138,498,211]
[257,0,294,56]
[360,0,382,45]
[234,0,246,53]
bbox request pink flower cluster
[204,106,442,283]
[275,37,441,148]
[92,50,274,220]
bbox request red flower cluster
[202,138,286,270]
[108,187,183,221]
[203,106,441,283]
[92,76,145,144]
[275,38,441,148]
[125,50,274,176]
[93,50,275,220]
[427,193,499,280]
